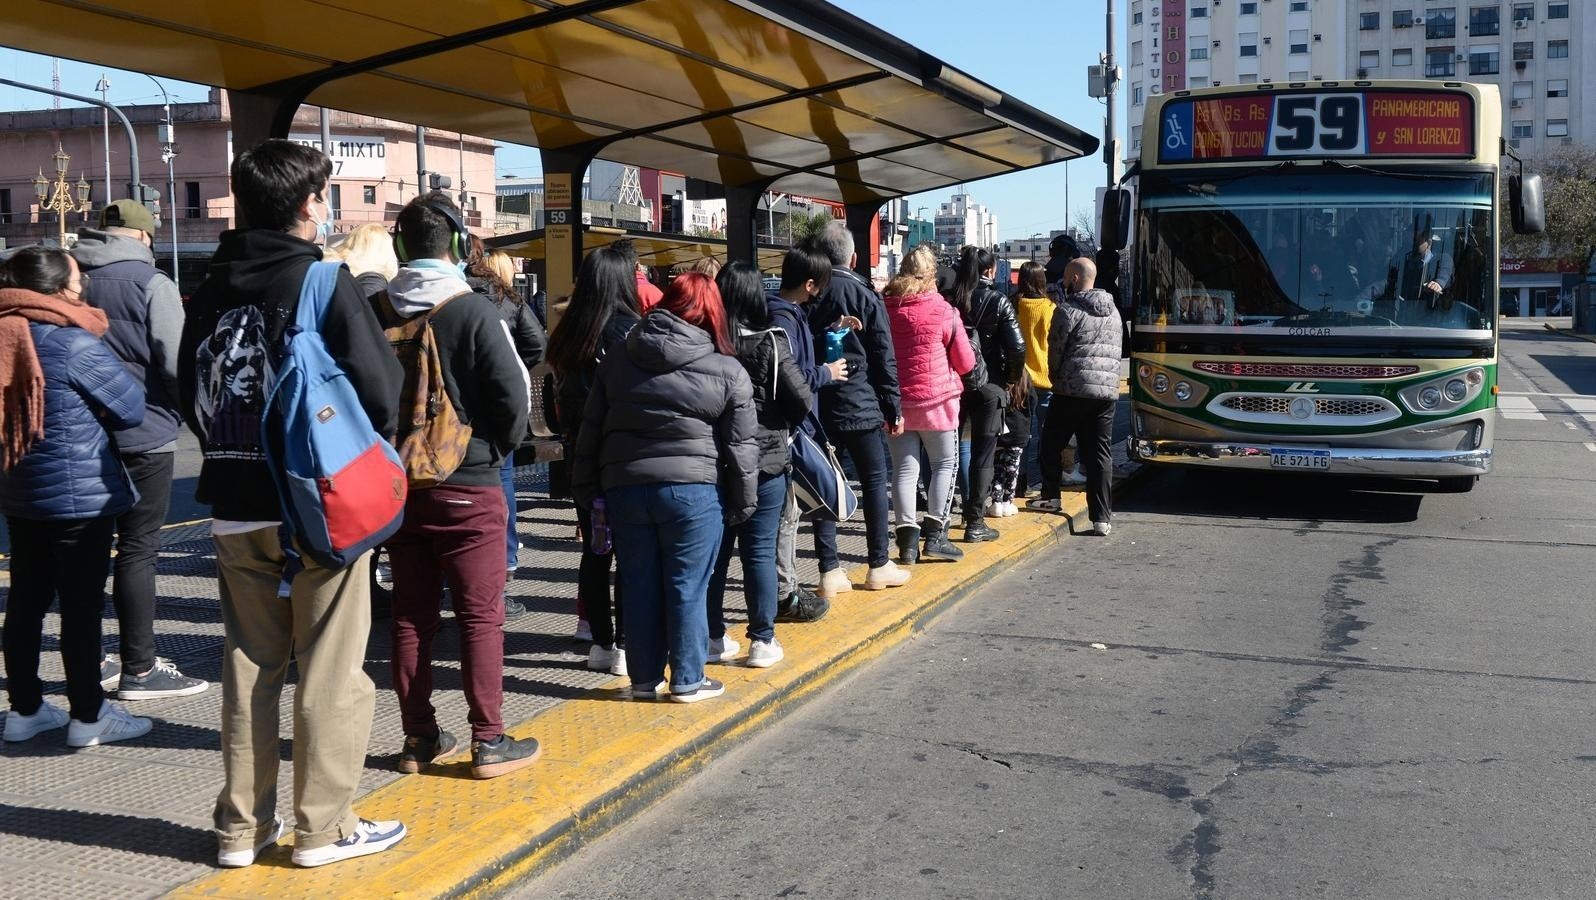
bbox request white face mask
[308,195,334,243]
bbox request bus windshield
[1136,168,1495,338]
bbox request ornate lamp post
[34,144,91,247]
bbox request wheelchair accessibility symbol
[1165,114,1188,150]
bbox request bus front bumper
[1131,440,1491,478]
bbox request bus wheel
[1437,476,1477,493]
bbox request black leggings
[961,383,1006,521]
[4,515,115,721]
[575,504,624,647]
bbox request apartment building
[1127,0,1351,155]
[1347,1,1595,156]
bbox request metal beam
[0,77,141,199]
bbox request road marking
[1585,442,1596,453]
[1562,396,1596,425]
[1496,395,1546,421]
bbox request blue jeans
[1021,391,1053,492]
[499,457,518,570]
[708,472,787,645]
[608,482,724,693]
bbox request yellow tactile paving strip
[169,496,1092,899]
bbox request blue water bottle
[825,327,848,363]
[590,498,612,555]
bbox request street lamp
[35,145,92,247]
[146,74,180,292]
[1029,231,1043,261]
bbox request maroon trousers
[388,483,508,743]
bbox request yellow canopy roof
[1,0,1096,204]
[489,226,789,271]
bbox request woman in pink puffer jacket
[883,244,975,564]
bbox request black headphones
[394,199,471,264]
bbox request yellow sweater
[1015,293,1054,391]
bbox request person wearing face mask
[178,140,405,870]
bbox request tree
[1500,142,1596,262]
[1071,209,1099,248]
[786,210,835,247]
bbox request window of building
[1238,73,1258,84]
[1360,50,1381,70]
[1240,32,1259,57]
[1548,40,1569,59]
[1548,79,1568,98]
[362,185,377,205]
[0,188,10,225]
[1469,6,1500,36]
[1133,40,1143,61]
[1469,47,1500,75]
[1426,47,1456,76]
[1426,9,1457,40]
[1191,6,1208,18]
[1131,125,1143,150]
[1360,11,1380,30]
[1548,2,1568,19]
[1511,3,1534,21]
[1393,48,1415,66]
[1133,83,1144,105]
[1513,41,1534,60]
[1511,80,1533,99]
[1510,120,1533,139]
[1289,29,1309,54]
[1394,9,1415,28]
[1290,0,1309,10]
[1240,1,1258,13]
[1190,44,1209,61]
[1194,76,1209,88]
[1547,119,1568,137]
[1289,70,1311,81]
[185,181,201,219]
[329,184,342,222]
[1132,1,1143,25]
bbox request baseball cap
[100,199,157,235]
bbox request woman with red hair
[572,273,759,703]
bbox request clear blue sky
[0,0,1125,240]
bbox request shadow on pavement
[1118,469,1427,524]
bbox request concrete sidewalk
[0,412,1136,899]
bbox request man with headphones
[379,192,539,780]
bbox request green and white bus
[1103,80,1544,492]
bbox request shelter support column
[725,184,770,266]
[540,148,594,331]
[844,200,884,281]
[226,88,305,155]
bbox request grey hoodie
[73,227,184,453]
[1046,288,1123,402]
[571,310,760,525]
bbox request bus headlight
[1174,382,1192,401]
[1138,364,1152,380]
[1418,386,1442,409]
[1444,379,1468,403]
[1152,373,1169,393]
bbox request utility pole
[1104,0,1119,189]
[145,74,179,291]
[96,74,112,206]
[415,126,427,198]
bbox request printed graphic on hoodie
[194,306,273,460]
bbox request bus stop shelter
[488,226,790,273]
[2,0,1098,301]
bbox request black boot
[895,524,921,565]
[921,519,965,562]
[963,517,1000,543]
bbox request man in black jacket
[803,221,907,594]
[380,193,538,779]
[178,140,406,869]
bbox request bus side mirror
[1510,173,1546,235]
[1100,188,1133,252]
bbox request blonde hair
[324,223,399,281]
[485,250,519,291]
[686,256,722,278]
[884,243,938,298]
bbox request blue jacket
[0,322,144,521]
[767,294,831,438]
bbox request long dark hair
[1017,260,1048,299]
[544,247,640,374]
[715,261,769,331]
[951,244,996,315]
[0,246,74,295]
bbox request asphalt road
[515,319,1596,900]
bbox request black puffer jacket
[806,266,900,431]
[962,281,1026,385]
[467,275,546,375]
[554,312,636,447]
[731,325,812,475]
[572,310,759,524]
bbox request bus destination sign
[1158,90,1475,163]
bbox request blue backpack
[261,262,407,569]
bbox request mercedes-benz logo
[1289,397,1315,420]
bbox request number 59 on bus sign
[1271,94,1363,154]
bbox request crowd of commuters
[0,138,1122,869]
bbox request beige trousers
[212,528,375,853]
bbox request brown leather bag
[378,292,473,488]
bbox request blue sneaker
[290,818,406,868]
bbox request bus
[1101,80,1544,492]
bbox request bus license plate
[1270,448,1332,470]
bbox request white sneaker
[1006,501,1021,517]
[1091,521,1112,536]
[66,700,152,748]
[985,498,1001,517]
[708,636,741,662]
[587,644,622,672]
[746,639,784,668]
[573,619,593,642]
[1062,468,1088,486]
[3,700,68,742]
[609,650,628,678]
[290,818,406,868]
[817,568,853,598]
[864,560,911,590]
[217,817,285,868]
[375,560,394,588]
